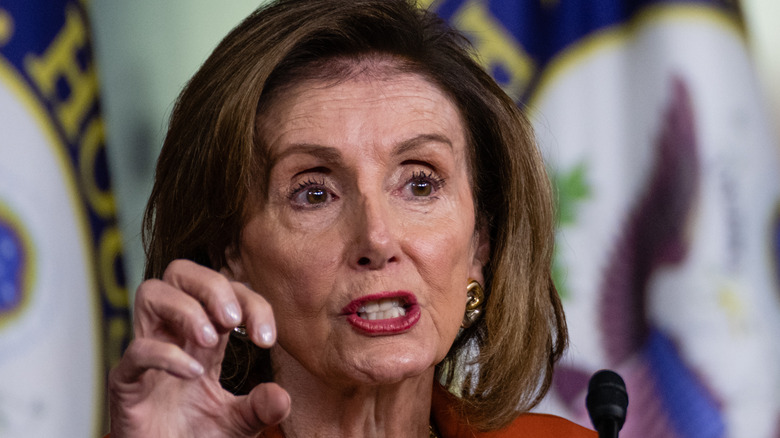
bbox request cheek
[409,211,476,280]
[239,223,343,313]
[408,221,475,319]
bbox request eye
[411,180,432,197]
[404,170,445,198]
[289,177,335,207]
[304,187,329,204]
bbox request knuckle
[115,340,147,370]
[166,258,190,272]
[203,274,232,295]
[177,301,210,328]
[246,292,273,313]
[199,278,236,313]
[162,258,195,282]
[125,337,152,356]
[133,278,162,303]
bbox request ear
[221,245,246,282]
[468,224,490,285]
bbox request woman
[108,0,596,436]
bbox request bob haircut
[143,0,566,431]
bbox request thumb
[230,383,291,435]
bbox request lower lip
[343,292,421,335]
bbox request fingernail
[224,302,241,324]
[259,323,274,346]
[189,360,205,376]
[202,324,218,345]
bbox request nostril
[357,257,371,266]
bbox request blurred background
[2,0,777,436]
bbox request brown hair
[143,0,566,430]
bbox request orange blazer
[429,384,596,438]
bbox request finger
[163,259,243,330]
[112,338,204,383]
[230,383,291,435]
[134,278,220,348]
[232,282,277,348]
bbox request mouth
[358,297,408,320]
[342,291,421,335]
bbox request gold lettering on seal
[79,117,117,218]
[454,0,535,101]
[0,8,13,46]
[24,5,97,141]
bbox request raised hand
[108,259,290,437]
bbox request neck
[272,348,435,438]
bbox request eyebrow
[393,133,453,156]
[270,133,454,167]
[269,143,343,168]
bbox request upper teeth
[358,298,406,320]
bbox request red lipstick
[341,291,420,335]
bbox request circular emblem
[0,204,33,325]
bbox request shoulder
[442,413,596,438]
[431,384,596,438]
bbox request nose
[349,195,399,270]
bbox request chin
[341,342,442,385]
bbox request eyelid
[401,158,439,170]
[291,165,331,179]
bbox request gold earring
[462,279,484,328]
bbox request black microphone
[586,369,628,438]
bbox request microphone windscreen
[586,369,628,430]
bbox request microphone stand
[595,420,619,438]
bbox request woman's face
[228,66,488,388]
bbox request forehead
[257,64,468,157]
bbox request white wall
[90,1,267,295]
